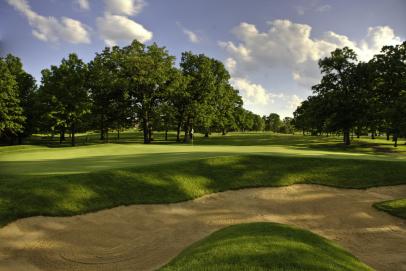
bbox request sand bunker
[0,184,405,271]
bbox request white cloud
[316,4,331,12]
[183,29,199,43]
[224,58,237,73]
[230,77,282,106]
[220,19,402,88]
[76,0,90,10]
[105,0,145,16]
[97,14,152,46]
[177,22,200,43]
[294,2,332,15]
[287,94,302,110]
[230,77,304,117]
[7,0,90,44]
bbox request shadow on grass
[1,155,406,227]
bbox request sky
[1,0,405,117]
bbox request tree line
[1,40,268,146]
[293,41,406,147]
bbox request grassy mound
[1,155,405,227]
[374,199,406,219]
[160,222,373,271]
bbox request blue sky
[1,0,405,117]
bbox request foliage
[294,42,406,147]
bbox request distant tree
[312,47,359,145]
[121,41,175,144]
[88,46,132,141]
[252,114,265,131]
[38,53,90,146]
[280,117,294,134]
[3,54,37,143]
[0,58,25,142]
[267,113,282,132]
[373,41,406,147]
[180,52,217,142]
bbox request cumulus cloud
[97,14,152,46]
[76,0,90,10]
[220,19,402,88]
[6,0,90,44]
[105,0,145,16]
[177,22,200,43]
[230,77,304,117]
[294,2,332,15]
[230,77,283,106]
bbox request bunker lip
[0,184,405,271]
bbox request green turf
[159,222,373,271]
[373,199,406,219]
[1,155,405,227]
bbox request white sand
[0,184,405,271]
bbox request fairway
[0,133,406,271]
[1,133,405,176]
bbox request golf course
[0,132,405,271]
[1,1,406,269]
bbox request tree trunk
[222,128,226,136]
[343,129,350,145]
[60,130,65,144]
[183,118,190,143]
[142,110,150,144]
[165,129,168,141]
[204,132,209,138]
[71,123,75,147]
[176,123,181,142]
[100,114,105,140]
[371,132,375,139]
[148,128,153,142]
[117,129,120,140]
[393,130,398,147]
[386,129,390,141]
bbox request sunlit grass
[160,222,373,271]
[374,199,406,219]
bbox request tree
[0,58,25,142]
[266,113,282,132]
[39,53,90,146]
[312,47,359,145]
[88,46,132,141]
[121,41,175,144]
[180,52,217,142]
[3,54,37,143]
[373,41,406,147]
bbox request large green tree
[121,41,175,144]
[3,54,37,143]
[38,53,90,146]
[312,47,359,145]
[0,58,25,142]
[373,41,406,147]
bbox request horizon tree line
[1,39,405,146]
[293,41,406,147]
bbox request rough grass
[373,199,406,219]
[159,222,373,271]
[1,155,405,227]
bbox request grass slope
[160,222,373,271]
[1,155,406,227]
[373,199,406,219]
